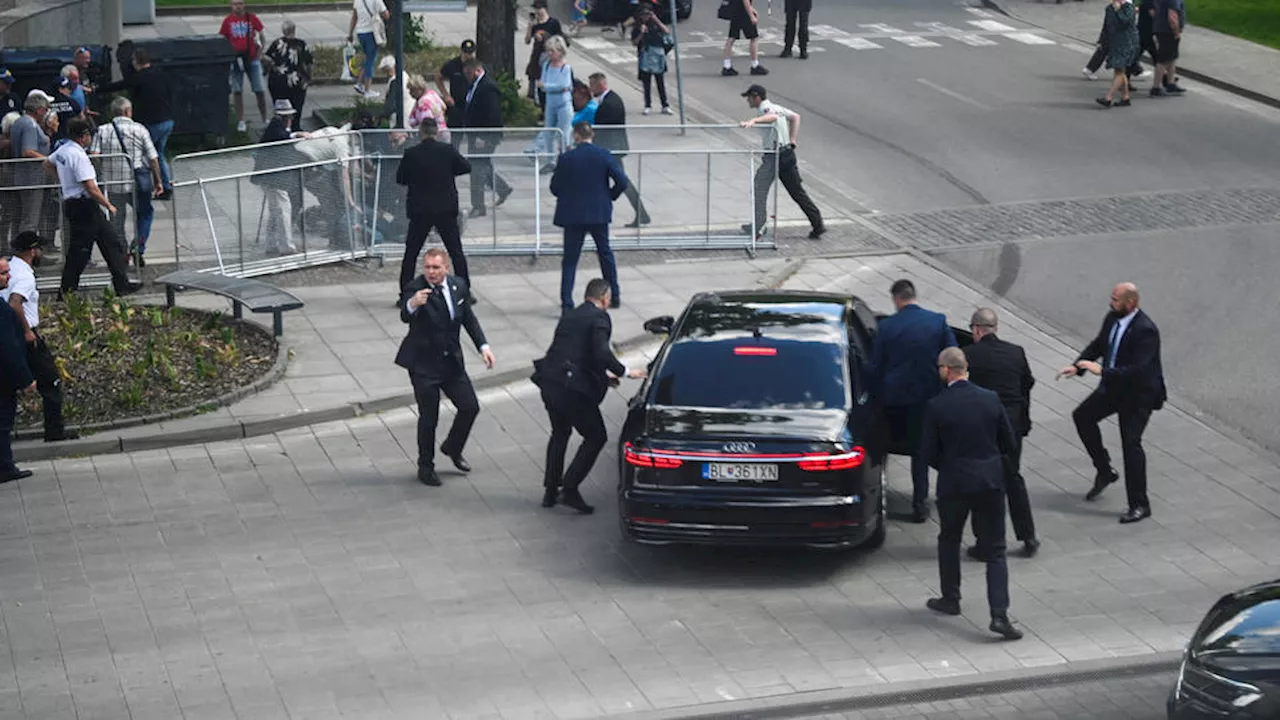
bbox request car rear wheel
[858,465,887,550]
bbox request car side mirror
[643,315,674,335]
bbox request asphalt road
[565,0,1280,454]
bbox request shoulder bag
[365,0,387,46]
[111,120,154,201]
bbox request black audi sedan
[1169,579,1280,719]
[616,291,896,549]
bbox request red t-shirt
[220,12,264,60]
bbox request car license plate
[703,463,779,482]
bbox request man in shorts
[220,0,269,132]
[721,0,768,77]
[1150,0,1186,97]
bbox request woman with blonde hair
[406,74,450,142]
[535,34,573,172]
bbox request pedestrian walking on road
[3,232,79,443]
[780,0,812,59]
[589,72,649,227]
[1150,0,1186,96]
[922,347,1024,642]
[462,59,513,218]
[1083,0,1144,81]
[868,279,958,524]
[395,247,495,488]
[1096,0,1139,108]
[46,118,140,297]
[550,122,629,314]
[396,117,470,294]
[532,278,646,514]
[1057,282,1165,524]
[738,84,824,240]
[963,308,1040,559]
[0,257,35,483]
[631,5,672,115]
[720,0,768,77]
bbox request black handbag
[111,120,154,199]
[717,0,734,21]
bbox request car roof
[673,291,860,344]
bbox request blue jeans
[0,393,16,474]
[538,90,572,158]
[561,224,618,311]
[358,32,378,82]
[147,120,174,190]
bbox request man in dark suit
[532,278,646,514]
[588,72,649,228]
[550,122,629,314]
[868,279,958,523]
[395,118,471,294]
[964,307,1040,558]
[922,347,1023,641]
[0,258,35,484]
[1057,282,1166,524]
[395,247,496,487]
[461,58,512,218]
[780,0,813,59]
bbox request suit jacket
[550,142,629,227]
[1076,309,1167,410]
[868,304,958,407]
[396,137,471,217]
[964,333,1035,437]
[532,302,627,404]
[0,304,32,396]
[920,380,1016,499]
[394,274,487,381]
[463,73,504,151]
[592,90,629,156]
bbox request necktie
[1106,322,1121,368]
[437,283,454,320]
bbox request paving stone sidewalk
[2,252,1277,719]
[983,0,1280,105]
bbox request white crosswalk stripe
[968,19,1018,32]
[891,35,942,48]
[1004,32,1057,45]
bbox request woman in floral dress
[1097,0,1138,108]
[406,74,450,143]
[265,20,314,122]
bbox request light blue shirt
[572,98,597,126]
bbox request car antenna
[752,326,763,339]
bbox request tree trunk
[476,0,518,80]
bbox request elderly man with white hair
[89,96,162,266]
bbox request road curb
[980,0,1280,111]
[18,329,657,462]
[615,651,1180,720]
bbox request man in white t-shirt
[295,124,361,248]
[46,117,141,297]
[2,231,77,442]
[0,257,36,482]
[737,83,824,241]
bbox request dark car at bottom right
[1169,579,1280,719]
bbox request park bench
[154,270,304,338]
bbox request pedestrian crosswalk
[575,8,1062,65]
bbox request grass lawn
[1191,0,1280,50]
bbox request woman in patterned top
[265,20,314,123]
[405,74,450,142]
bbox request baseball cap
[741,84,767,99]
[58,77,73,88]
[273,98,296,115]
[460,39,476,53]
[26,89,54,103]
[0,69,13,84]
[11,231,46,252]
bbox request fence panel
[0,154,142,292]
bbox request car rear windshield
[651,340,847,410]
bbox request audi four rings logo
[723,441,757,453]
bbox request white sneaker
[364,89,381,99]
[662,106,673,115]
[1082,68,1096,80]
[236,120,247,132]
[643,107,651,116]
[353,83,365,95]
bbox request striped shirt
[89,116,158,191]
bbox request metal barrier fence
[166,123,780,277]
[0,153,143,292]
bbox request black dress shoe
[624,216,651,228]
[560,490,594,515]
[44,430,81,443]
[807,225,827,240]
[495,187,512,207]
[1085,468,1119,501]
[541,488,558,508]
[798,49,808,59]
[418,468,442,486]
[1022,539,1041,558]
[0,469,33,484]
[441,446,471,473]
[609,297,620,309]
[779,48,793,58]
[1119,506,1151,524]
[926,597,961,616]
[990,615,1023,640]
[468,207,487,219]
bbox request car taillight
[733,346,777,356]
[624,443,684,469]
[798,447,865,471]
